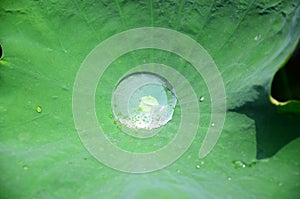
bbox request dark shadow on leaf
[229,85,300,159]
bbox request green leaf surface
[1,0,300,198]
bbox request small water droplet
[36,106,42,113]
[196,165,201,169]
[211,122,215,127]
[254,34,261,41]
[108,114,114,119]
[199,96,204,102]
[232,160,247,168]
[23,165,29,170]
[278,182,283,186]
[227,176,232,181]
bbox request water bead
[112,72,177,130]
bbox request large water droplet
[112,72,177,130]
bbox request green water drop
[196,165,201,169]
[35,106,42,113]
[232,160,247,168]
[23,165,29,170]
[211,122,215,127]
[227,176,232,181]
